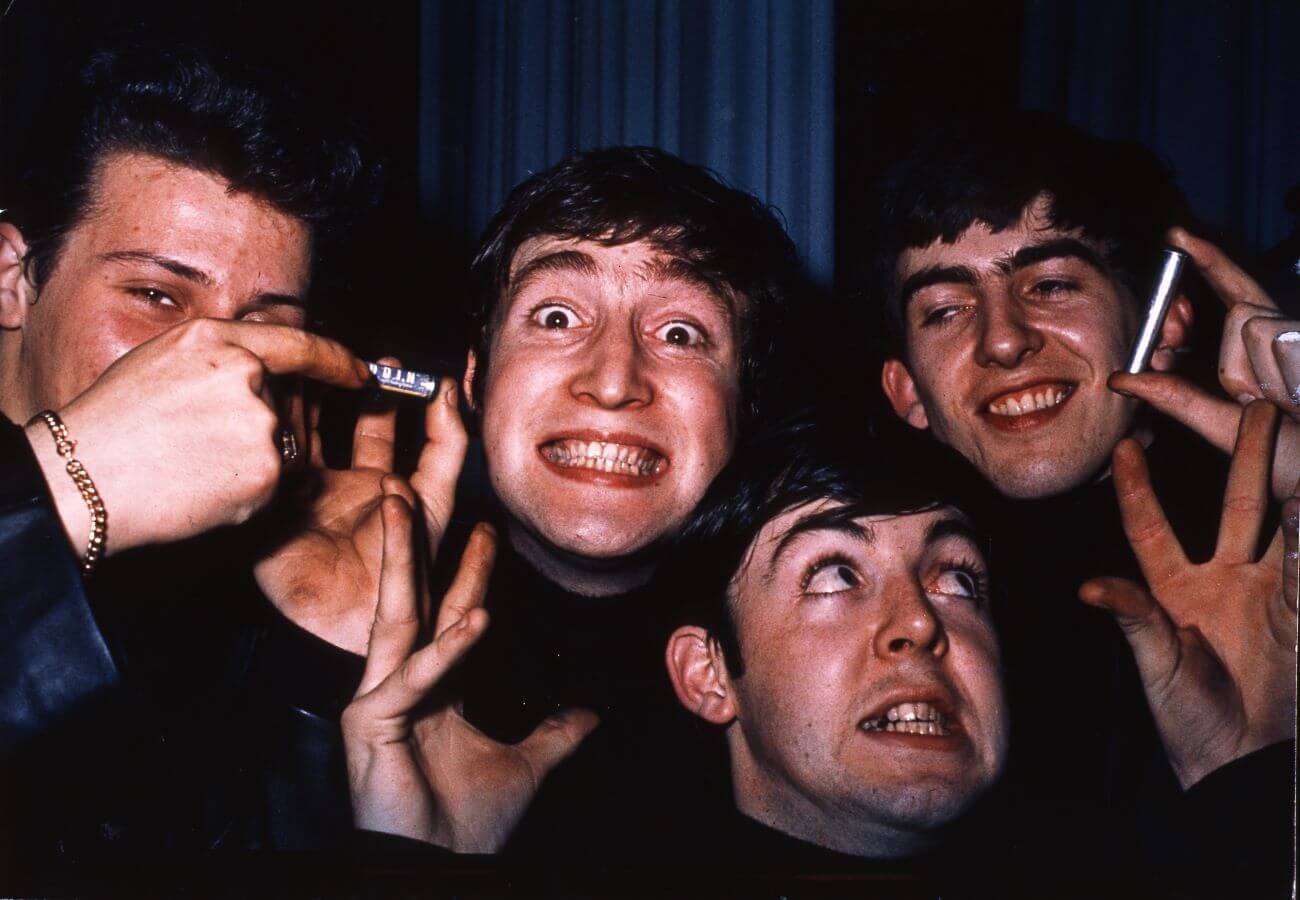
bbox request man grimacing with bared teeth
[338,146,804,862]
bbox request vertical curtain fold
[419,0,834,285]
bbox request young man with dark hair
[866,111,1296,894]
[0,41,397,873]
[322,146,807,868]
[658,422,1008,886]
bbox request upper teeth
[861,701,951,736]
[988,387,1069,417]
[542,439,664,477]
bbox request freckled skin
[476,236,742,564]
[884,199,1142,499]
[2,151,311,422]
[725,505,1008,855]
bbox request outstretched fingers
[1215,401,1278,563]
[1109,371,1241,455]
[1110,438,1187,592]
[410,377,469,562]
[357,607,489,723]
[357,491,422,695]
[1080,577,1182,695]
[434,523,498,637]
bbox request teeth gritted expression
[986,384,1073,418]
[540,439,666,477]
[860,701,952,736]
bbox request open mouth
[538,438,667,479]
[985,382,1074,418]
[860,701,954,737]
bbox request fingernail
[1275,331,1300,344]
[1236,393,1255,405]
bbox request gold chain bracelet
[33,410,107,575]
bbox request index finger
[1169,228,1279,312]
[217,321,371,388]
[1111,438,1189,592]
[1215,401,1278,563]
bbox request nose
[873,582,947,659]
[973,294,1043,369]
[569,322,654,409]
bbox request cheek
[663,366,740,462]
[28,297,161,404]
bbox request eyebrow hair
[1000,237,1109,278]
[898,237,1111,310]
[898,264,979,308]
[924,515,982,549]
[100,250,214,286]
[766,513,872,581]
[638,256,737,326]
[99,249,305,308]
[508,250,600,303]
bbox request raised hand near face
[23,317,371,560]
[254,373,467,654]
[341,499,599,853]
[1110,229,1300,499]
[1079,401,1297,789]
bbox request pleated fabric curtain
[419,0,834,286]
[1020,0,1300,257]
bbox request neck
[505,519,656,598]
[0,343,34,424]
[729,747,936,860]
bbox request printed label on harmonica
[366,362,438,398]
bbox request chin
[980,453,1109,500]
[533,511,665,561]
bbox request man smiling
[866,113,1295,892]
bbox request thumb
[1080,576,1182,695]
[1109,371,1241,455]
[516,708,600,781]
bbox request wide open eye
[933,569,978,598]
[804,557,861,595]
[532,304,578,329]
[654,321,706,347]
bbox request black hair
[467,146,803,430]
[657,416,987,677]
[865,111,1192,359]
[5,42,380,289]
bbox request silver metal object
[366,361,438,399]
[1125,249,1189,375]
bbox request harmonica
[366,362,438,399]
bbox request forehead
[896,195,1093,278]
[71,151,311,283]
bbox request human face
[474,236,742,561]
[3,151,311,420]
[725,503,1007,848]
[881,197,1140,498]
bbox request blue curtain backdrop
[1021,0,1300,257]
[419,0,835,286]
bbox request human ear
[665,626,736,725]
[0,223,34,330]
[1149,294,1194,372]
[881,358,930,430]
[462,349,479,411]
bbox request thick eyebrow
[100,250,214,286]
[924,515,982,549]
[99,249,305,308]
[898,264,979,309]
[766,514,872,581]
[508,250,600,303]
[638,256,737,326]
[1000,237,1109,277]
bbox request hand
[1079,401,1297,789]
[1110,229,1300,498]
[254,372,466,654]
[341,500,598,852]
[23,317,370,557]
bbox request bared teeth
[862,701,951,736]
[987,385,1071,417]
[542,439,665,477]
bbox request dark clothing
[0,414,355,890]
[938,414,1295,897]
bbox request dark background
[2,0,1297,409]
